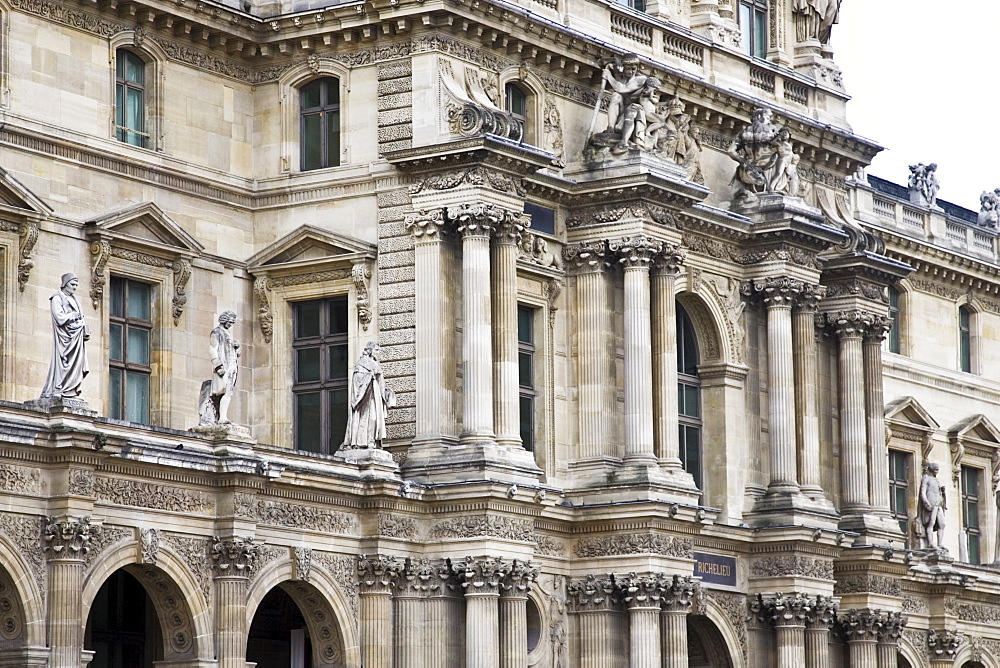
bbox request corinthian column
[828,311,874,513]
[618,574,665,668]
[405,209,452,445]
[567,576,623,668]
[492,216,528,449]
[651,245,685,468]
[764,594,809,668]
[358,555,404,668]
[794,285,826,498]
[564,242,614,460]
[804,596,837,668]
[927,629,963,667]
[865,317,893,516]
[395,558,438,668]
[448,203,504,443]
[43,517,99,668]
[455,556,511,668]
[840,610,879,668]
[661,576,698,668]
[610,236,662,465]
[210,536,259,668]
[876,612,906,668]
[499,560,539,668]
[427,561,464,668]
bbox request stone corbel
[352,261,373,331]
[253,276,274,343]
[89,239,112,309]
[171,258,191,326]
[440,58,522,142]
[16,221,38,292]
[948,436,964,487]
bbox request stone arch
[81,540,213,662]
[897,631,923,668]
[247,557,360,668]
[525,586,550,667]
[956,642,999,668]
[0,529,45,649]
[276,58,354,172]
[674,277,729,365]
[694,596,746,668]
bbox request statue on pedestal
[792,0,842,45]
[978,189,1000,228]
[198,311,241,426]
[918,461,947,551]
[342,342,396,449]
[727,108,802,206]
[39,273,90,402]
[907,163,940,207]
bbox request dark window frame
[677,303,702,490]
[109,276,153,424]
[887,286,901,354]
[518,304,537,453]
[292,296,350,454]
[959,305,973,373]
[738,0,768,59]
[961,465,982,565]
[115,49,148,148]
[299,77,341,171]
[888,449,910,535]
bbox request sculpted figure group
[907,162,940,207]
[978,189,1000,228]
[728,108,802,206]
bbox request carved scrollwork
[749,556,833,579]
[171,259,191,325]
[453,556,512,596]
[210,536,259,577]
[377,514,417,539]
[90,239,112,308]
[94,478,212,514]
[574,533,693,559]
[255,500,357,534]
[562,241,608,274]
[358,554,404,595]
[16,221,38,292]
[404,209,446,240]
[253,276,273,343]
[293,547,312,582]
[429,515,533,541]
[567,574,620,612]
[446,202,518,238]
[823,309,876,338]
[609,235,663,270]
[927,629,963,659]
[352,262,372,331]
[502,560,539,597]
[837,609,882,642]
[0,464,43,494]
[43,515,101,559]
[140,527,160,565]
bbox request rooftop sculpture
[727,108,802,207]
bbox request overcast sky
[835,3,996,211]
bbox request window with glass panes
[677,303,702,489]
[115,50,147,147]
[518,305,536,452]
[300,77,341,171]
[293,297,350,454]
[959,306,972,372]
[109,276,152,424]
[961,465,982,565]
[888,450,910,534]
[887,286,901,354]
[505,84,527,122]
[738,0,768,59]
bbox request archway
[688,615,734,668]
[85,569,162,667]
[247,581,347,668]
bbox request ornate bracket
[352,262,373,331]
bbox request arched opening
[688,615,733,668]
[962,663,986,668]
[85,569,163,667]
[247,587,313,667]
[677,301,702,490]
[526,597,542,653]
[898,656,912,668]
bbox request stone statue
[40,273,90,401]
[978,189,1000,228]
[919,461,947,550]
[907,163,940,207]
[198,311,241,426]
[728,108,802,206]
[342,341,397,449]
[792,0,842,44]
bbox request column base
[24,396,96,416]
[333,447,401,480]
[402,441,542,484]
[745,490,840,530]
[566,461,704,507]
[838,512,906,546]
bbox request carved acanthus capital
[567,575,621,613]
[863,315,893,344]
[494,213,530,246]
[357,554,404,595]
[839,609,881,642]
[397,557,441,597]
[804,595,838,630]
[609,235,663,270]
[616,572,668,610]
[742,276,804,307]
[404,209,447,240]
[43,516,101,560]
[453,556,511,596]
[447,203,516,238]
[876,611,907,643]
[501,559,539,598]
[563,241,608,274]
[662,575,700,613]
[795,283,827,312]
[927,629,963,660]
[652,243,686,276]
[210,536,259,577]
[824,309,876,339]
[755,593,813,627]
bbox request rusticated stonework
[161,535,211,602]
[574,534,693,558]
[0,464,42,494]
[377,514,417,539]
[255,500,358,535]
[429,515,534,542]
[94,478,212,514]
[749,556,833,579]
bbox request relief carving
[710,592,748,666]
[543,96,564,161]
[702,273,746,364]
[17,221,38,292]
[574,533,693,559]
[94,478,213,514]
[210,536,259,577]
[0,464,43,494]
[255,500,358,535]
[358,554,404,594]
[283,580,346,664]
[453,556,512,596]
[293,547,312,582]
[233,492,257,519]
[832,574,901,597]
[67,468,94,496]
[82,525,130,571]
[132,565,196,656]
[352,262,373,331]
[43,515,100,560]
[245,544,283,588]
[749,556,833,579]
[313,553,360,622]
[89,239,111,308]
[429,515,534,541]
[140,527,160,565]
[253,276,274,343]
[162,534,211,601]
[172,258,191,325]
[533,533,566,556]
[377,514,417,539]
[0,515,44,594]
[410,166,525,197]
[0,569,24,641]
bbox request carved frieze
[902,595,929,615]
[574,533,693,559]
[233,492,257,519]
[94,478,212,514]
[0,464,43,494]
[532,533,566,556]
[833,574,901,597]
[255,500,358,535]
[909,279,963,301]
[410,166,525,197]
[210,536,259,577]
[161,534,211,601]
[567,204,678,230]
[67,468,94,496]
[749,556,833,579]
[944,599,1000,624]
[377,514,417,539]
[824,278,887,304]
[43,516,100,560]
[429,515,533,542]
[683,234,821,270]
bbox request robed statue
[342,341,396,449]
[198,311,241,426]
[40,273,90,400]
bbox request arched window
[959,305,973,373]
[677,303,702,489]
[505,83,527,123]
[300,77,341,171]
[887,286,901,354]
[115,49,147,147]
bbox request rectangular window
[739,0,768,58]
[518,305,536,452]
[109,276,152,424]
[888,450,910,535]
[292,296,349,453]
[115,50,147,148]
[887,287,901,354]
[524,203,556,236]
[961,465,982,565]
[300,78,341,171]
[959,306,972,373]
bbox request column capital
[752,592,811,627]
[210,536,259,577]
[662,575,700,613]
[493,212,530,246]
[566,575,621,613]
[404,208,447,240]
[652,243,686,275]
[927,629,963,661]
[876,611,907,643]
[563,241,608,274]
[42,515,101,561]
[446,202,518,238]
[396,557,442,598]
[794,283,827,311]
[615,572,667,610]
[864,315,893,343]
[358,554,405,595]
[609,235,663,270]
[823,309,877,338]
[838,609,881,643]
[742,276,804,307]
[804,595,838,630]
[453,555,511,596]
[500,559,539,598]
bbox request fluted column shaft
[875,642,896,668]
[848,640,878,668]
[623,264,656,462]
[492,222,523,449]
[629,605,661,668]
[805,628,830,668]
[394,591,424,668]
[215,576,248,668]
[427,589,464,668]
[652,265,681,466]
[660,609,688,668]
[360,589,393,668]
[578,610,616,668]
[865,319,892,515]
[570,246,613,460]
[835,318,870,511]
[793,291,824,494]
[499,593,528,668]
[775,624,806,668]
[466,592,500,668]
[47,559,84,668]
[766,297,798,492]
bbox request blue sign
[693,552,737,586]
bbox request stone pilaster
[794,284,826,500]
[564,242,615,461]
[455,556,512,668]
[499,560,539,668]
[927,629,963,666]
[395,558,439,668]
[840,610,880,668]
[492,216,528,449]
[804,596,837,668]
[875,612,906,668]
[358,554,404,668]
[567,575,623,668]
[661,576,698,668]
[43,516,99,668]
[610,235,662,466]
[618,573,665,668]
[210,536,259,668]
[651,247,686,470]
[865,317,894,517]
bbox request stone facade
[0,0,998,666]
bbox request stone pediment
[947,414,1000,445]
[0,167,52,218]
[947,414,1000,485]
[85,202,203,256]
[884,396,939,431]
[247,225,375,274]
[0,168,49,292]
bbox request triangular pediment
[248,225,376,271]
[0,167,52,217]
[948,414,1000,444]
[86,202,203,255]
[885,396,939,431]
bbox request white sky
[835,2,997,211]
